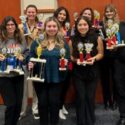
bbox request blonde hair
[41,17,64,49]
[103,4,119,28]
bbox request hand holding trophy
[77,42,85,65]
[84,43,94,65]
[59,48,67,71]
[13,48,24,75]
[0,48,6,72]
[27,43,46,82]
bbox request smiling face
[105,8,116,20]
[45,20,59,37]
[77,19,89,35]
[6,20,16,36]
[82,9,92,21]
[26,7,37,21]
[57,9,67,23]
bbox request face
[57,10,66,23]
[45,20,58,37]
[77,19,89,35]
[82,10,92,21]
[26,7,37,21]
[6,20,16,35]
[105,8,115,19]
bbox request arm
[68,40,77,63]
[87,36,104,64]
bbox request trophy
[105,19,123,49]
[84,43,93,62]
[77,42,84,64]
[0,47,24,75]
[27,44,46,82]
[37,14,44,29]
[59,48,67,71]
[0,48,7,72]
[12,48,24,75]
[64,22,70,43]
[19,16,31,36]
[93,10,100,28]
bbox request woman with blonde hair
[99,4,120,110]
[101,4,125,125]
[28,16,70,125]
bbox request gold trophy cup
[27,44,46,82]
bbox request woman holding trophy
[69,16,103,125]
[101,4,125,125]
[0,16,27,125]
[19,4,43,119]
[54,6,71,119]
[28,16,70,125]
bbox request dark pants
[114,61,125,118]
[0,75,24,125]
[99,57,116,106]
[33,82,63,125]
[74,77,97,125]
[60,70,72,107]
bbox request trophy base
[115,44,125,48]
[106,46,115,50]
[107,44,125,49]
[77,60,86,66]
[27,77,44,82]
[0,69,24,75]
[59,68,66,71]
[24,33,32,36]
[30,58,46,63]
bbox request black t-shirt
[71,32,99,81]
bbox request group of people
[0,3,125,125]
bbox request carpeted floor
[0,104,119,125]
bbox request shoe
[117,118,125,125]
[33,113,40,120]
[19,113,26,120]
[59,109,66,120]
[111,102,118,111]
[62,105,68,115]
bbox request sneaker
[19,113,26,120]
[62,105,68,115]
[33,113,40,120]
[59,109,66,120]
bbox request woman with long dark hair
[0,16,27,125]
[54,6,71,120]
[69,16,103,125]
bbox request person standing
[18,4,42,119]
[102,4,125,125]
[0,16,26,125]
[69,16,103,125]
[28,16,70,125]
[53,6,71,120]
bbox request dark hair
[0,16,22,43]
[25,4,38,22]
[53,6,70,27]
[74,16,92,38]
[72,16,95,57]
[80,7,94,24]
